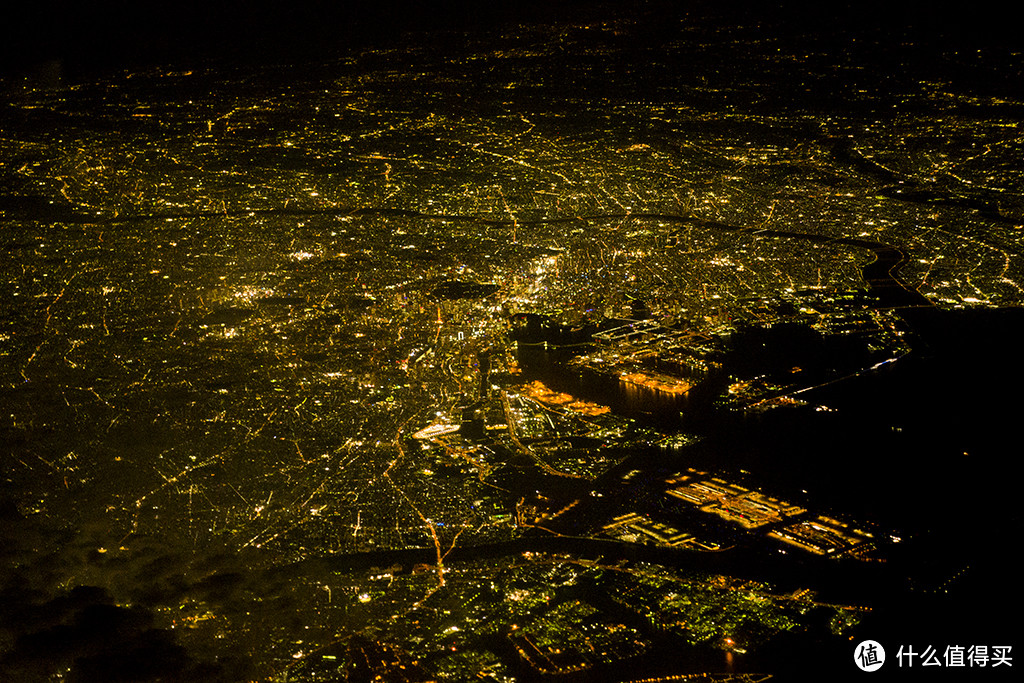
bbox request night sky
[3,1,1020,82]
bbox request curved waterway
[278,532,886,605]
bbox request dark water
[514,306,1024,680]
[517,306,1023,523]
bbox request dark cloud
[0,583,229,682]
[0,498,251,682]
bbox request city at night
[1,2,1020,681]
